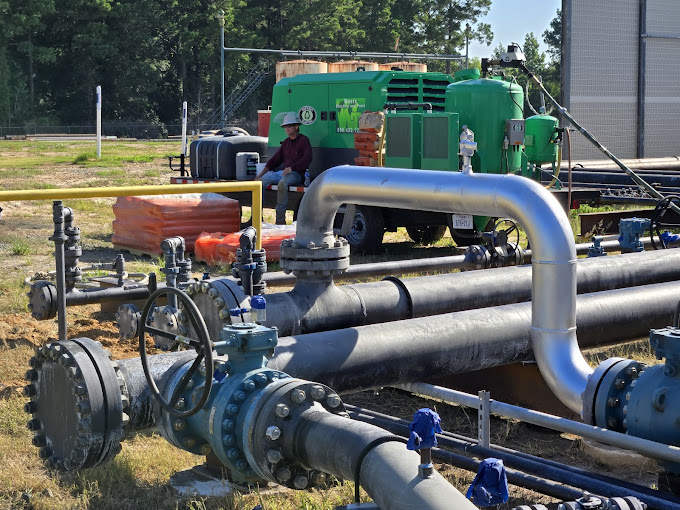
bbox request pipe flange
[243,379,344,489]
[182,278,251,339]
[27,281,58,320]
[24,338,124,471]
[464,245,491,270]
[583,357,646,431]
[279,238,350,277]
[115,304,140,341]
[149,305,180,351]
[582,357,628,425]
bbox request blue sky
[466,0,561,59]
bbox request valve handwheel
[139,286,213,417]
[491,218,521,253]
[650,195,680,250]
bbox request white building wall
[564,0,680,159]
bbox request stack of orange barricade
[112,193,240,255]
[194,224,297,265]
[354,111,385,166]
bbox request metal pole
[396,382,680,467]
[477,390,490,448]
[96,86,101,159]
[637,0,647,158]
[222,47,464,61]
[181,101,188,156]
[219,11,225,129]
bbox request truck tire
[406,225,447,245]
[344,206,385,254]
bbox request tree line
[0,0,560,136]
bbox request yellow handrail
[0,182,264,249]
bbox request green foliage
[1,0,506,129]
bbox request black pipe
[265,249,680,336]
[268,280,680,392]
[51,201,68,341]
[294,407,477,509]
[566,171,680,188]
[262,239,655,287]
[347,406,680,510]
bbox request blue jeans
[260,170,303,223]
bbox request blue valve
[251,295,267,323]
[229,307,248,317]
[466,458,509,506]
[407,408,442,450]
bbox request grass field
[0,140,664,509]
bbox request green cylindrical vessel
[525,114,559,165]
[445,76,523,174]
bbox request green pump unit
[268,70,454,177]
[445,69,524,175]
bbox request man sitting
[255,112,313,225]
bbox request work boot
[275,217,287,225]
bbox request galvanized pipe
[293,166,616,412]
[395,382,680,468]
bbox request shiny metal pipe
[296,167,590,413]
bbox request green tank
[445,73,523,174]
[525,114,559,165]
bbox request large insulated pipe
[293,166,589,412]
[269,281,680,392]
[264,236,680,336]
[294,408,477,510]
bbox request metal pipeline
[26,281,680,471]
[294,408,477,510]
[269,280,680,393]
[287,166,633,412]
[263,235,680,336]
[262,238,656,287]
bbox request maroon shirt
[265,133,313,177]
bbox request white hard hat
[280,112,301,127]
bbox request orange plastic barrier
[112,193,240,255]
[195,224,297,265]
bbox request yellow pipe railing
[0,182,264,249]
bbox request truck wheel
[344,206,384,254]
[406,225,447,245]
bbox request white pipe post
[181,101,188,156]
[96,86,102,159]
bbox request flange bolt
[326,394,341,408]
[275,403,290,418]
[290,389,306,404]
[294,474,309,489]
[266,449,282,464]
[266,426,281,441]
